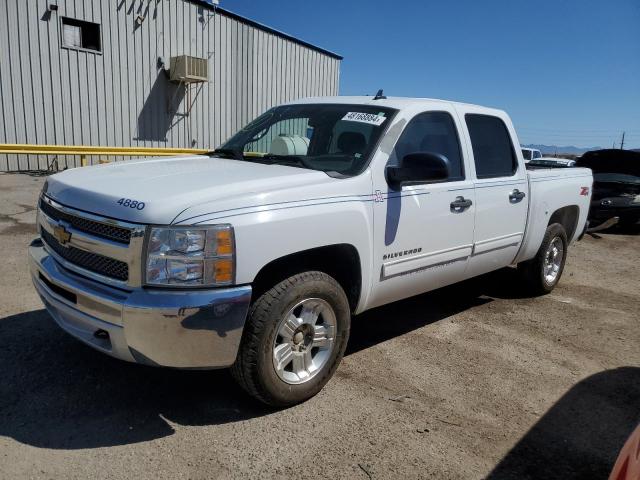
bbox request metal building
[0,0,342,171]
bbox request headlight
[145,225,235,286]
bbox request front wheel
[518,223,568,295]
[231,271,350,407]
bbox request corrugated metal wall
[0,0,341,171]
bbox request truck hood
[44,155,332,224]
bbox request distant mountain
[522,144,604,155]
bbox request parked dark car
[577,149,640,229]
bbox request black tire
[231,271,351,407]
[518,223,568,296]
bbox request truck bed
[515,167,593,264]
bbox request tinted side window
[466,114,517,178]
[394,112,464,181]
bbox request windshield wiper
[208,148,244,160]
[259,154,314,170]
[208,150,315,170]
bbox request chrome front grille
[41,229,129,281]
[39,197,132,244]
[38,195,146,288]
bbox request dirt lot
[1,172,638,479]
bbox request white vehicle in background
[527,157,577,168]
[29,95,593,406]
[521,147,542,163]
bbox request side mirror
[386,152,450,188]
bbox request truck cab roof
[286,95,507,116]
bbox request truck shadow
[1,277,496,450]
[348,267,531,357]
[487,367,640,479]
[0,309,264,450]
[0,269,632,457]
[347,277,494,355]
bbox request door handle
[509,189,526,202]
[450,196,473,212]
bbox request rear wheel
[231,271,350,407]
[518,223,568,295]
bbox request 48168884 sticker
[342,112,387,126]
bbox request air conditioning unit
[169,55,208,83]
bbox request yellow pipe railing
[0,143,209,166]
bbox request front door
[367,110,476,309]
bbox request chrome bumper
[29,239,252,368]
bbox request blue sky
[219,0,640,149]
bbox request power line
[517,127,640,134]
[519,127,638,132]
[517,130,640,136]
[518,129,640,136]
[517,124,640,130]
[518,134,640,140]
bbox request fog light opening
[94,329,109,340]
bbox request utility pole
[620,131,625,150]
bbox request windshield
[522,149,532,160]
[214,104,396,176]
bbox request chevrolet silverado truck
[29,96,593,406]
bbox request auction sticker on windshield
[342,112,387,126]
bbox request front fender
[229,198,374,311]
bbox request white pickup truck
[29,96,593,406]
[521,147,542,163]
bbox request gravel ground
[1,172,638,479]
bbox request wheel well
[251,244,362,312]
[549,205,580,240]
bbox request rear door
[461,111,529,278]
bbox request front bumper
[29,239,252,368]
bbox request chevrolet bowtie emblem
[53,224,72,245]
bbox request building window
[61,17,101,53]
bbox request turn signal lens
[214,259,234,284]
[216,229,233,255]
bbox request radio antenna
[373,89,386,100]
